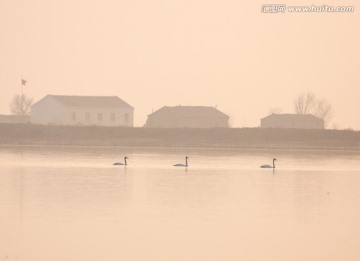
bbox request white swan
[114,157,128,166]
[261,158,277,168]
[174,156,188,167]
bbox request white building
[261,114,324,129]
[31,95,134,126]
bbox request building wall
[261,116,324,129]
[63,107,133,126]
[146,116,228,128]
[31,96,134,126]
[31,96,67,125]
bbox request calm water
[1,146,360,261]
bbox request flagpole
[20,78,27,115]
[21,79,24,115]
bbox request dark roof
[34,95,133,109]
[148,106,229,118]
[262,113,323,121]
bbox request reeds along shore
[0,123,359,150]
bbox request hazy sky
[0,0,359,128]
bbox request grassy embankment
[0,123,359,150]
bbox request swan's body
[174,156,188,167]
[261,165,273,168]
[114,157,128,166]
[261,158,276,168]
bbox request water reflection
[0,146,360,261]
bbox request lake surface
[1,146,360,261]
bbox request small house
[145,106,229,128]
[261,114,324,129]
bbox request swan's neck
[185,158,188,167]
[124,158,127,166]
[273,159,276,168]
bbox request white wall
[31,96,67,125]
[64,107,133,126]
[31,96,134,126]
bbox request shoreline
[1,123,359,151]
[0,143,359,153]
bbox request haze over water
[1,146,360,261]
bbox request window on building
[110,113,115,122]
[72,112,76,121]
[85,112,90,121]
[98,113,103,121]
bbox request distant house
[261,114,324,129]
[145,106,229,128]
[31,95,134,126]
[0,115,30,124]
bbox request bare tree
[9,94,33,115]
[294,92,316,114]
[293,92,334,128]
[268,107,283,115]
[313,99,334,128]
